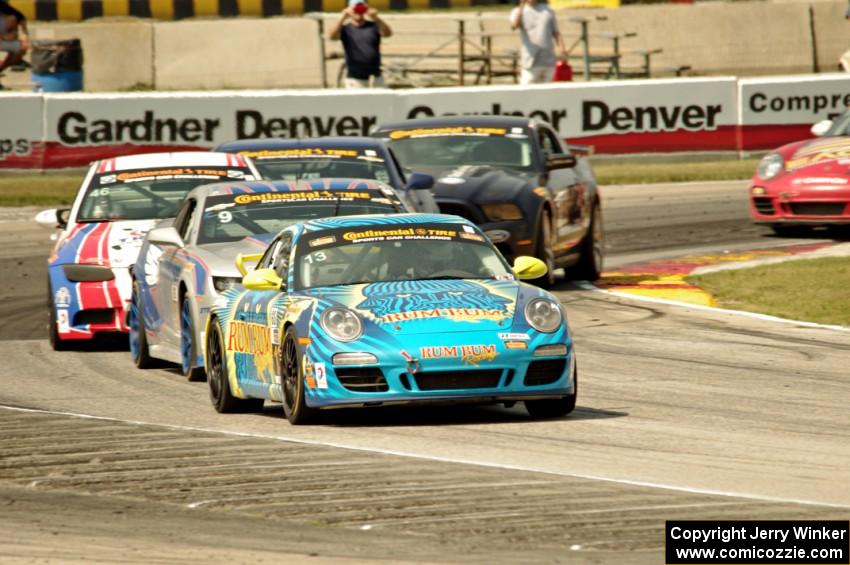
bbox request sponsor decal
[0,138,31,160]
[303,355,316,389]
[388,127,508,140]
[57,310,70,333]
[504,341,527,350]
[459,232,485,242]
[309,235,337,248]
[239,148,361,159]
[342,227,456,242]
[315,362,328,389]
[233,191,376,205]
[462,225,476,233]
[227,321,273,355]
[419,344,498,366]
[357,280,511,323]
[581,100,722,132]
[227,170,245,179]
[54,287,72,308]
[498,332,529,340]
[115,168,229,182]
[404,103,566,132]
[791,177,848,185]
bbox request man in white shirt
[510,0,568,85]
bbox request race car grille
[437,202,480,224]
[413,370,502,391]
[73,309,115,326]
[336,369,389,393]
[789,203,847,216]
[753,197,775,215]
[524,359,567,386]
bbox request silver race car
[129,178,410,380]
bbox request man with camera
[0,0,28,81]
[510,0,568,85]
[330,0,392,89]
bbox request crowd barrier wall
[1,73,848,168]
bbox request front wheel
[280,325,316,425]
[206,318,263,413]
[532,211,556,288]
[180,297,205,382]
[569,201,604,281]
[525,362,577,419]
[128,281,154,368]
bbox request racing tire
[47,281,69,352]
[206,318,264,413]
[569,200,604,281]
[532,210,557,288]
[280,325,316,425]
[128,281,155,369]
[179,296,206,382]
[524,362,577,419]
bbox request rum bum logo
[419,344,499,366]
[356,281,510,323]
[227,321,272,356]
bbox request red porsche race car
[750,109,850,235]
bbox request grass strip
[0,158,758,207]
[687,257,850,327]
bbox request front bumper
[49,265,131,341]
[750,188,850,225]
[435,198,535,261]
[302,343,575,409]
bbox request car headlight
[524,298,563,333]
[756,153,784,180]
[213,276,241,293]
[320,307,363,342]
[481,203,523,222]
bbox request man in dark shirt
[1,0,28,75]
[329,0,392,88]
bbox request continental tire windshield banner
[2,74,848,168]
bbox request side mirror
[242,267,283,292]
[810,119,832,137]
[35,208,70,229]
[406,172,435,190]
[513,256,548,280]
[546,154,577,171]
[146,226,184,248]
[235,252,265,277]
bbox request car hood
[414,165,536,202]
[195,233,276,276]
[304,278,521,335]
[777,136,850,172]
[51,219,158,268]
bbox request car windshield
[295,223,514,290]
[384,128,533,172]
[239,148,393,183]
[825,111,850,137]
[198,189,405,244]
[77,167,254,222]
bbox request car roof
[187,178,394,199]
[214,137,388,153]
[373,115,535,133]
[300,213,473,233]
[93,151,249,172]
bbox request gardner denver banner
[40,90,399,169]
[738,73,850,151]
[0,94,45,168]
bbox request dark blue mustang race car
[215,137,438,215]
[373,116,604,286]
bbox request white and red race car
[37,151,260,350]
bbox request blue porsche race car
[205,213,577,424]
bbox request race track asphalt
[2,181,849,563]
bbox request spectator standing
[510,0,568,85]
[0,0,28,78]
[330,0,392,89]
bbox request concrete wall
[24,2,850,92]
[153,17,322,89]
[30,19,154,91]
[812,1,850,72]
